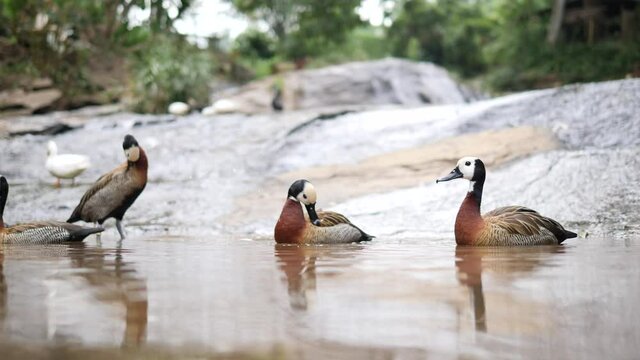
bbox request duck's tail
[564,230,578,239]
[67,225,104,241]
[359,230,375,242]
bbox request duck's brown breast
[455,195,484,246]
[274,199,307,244]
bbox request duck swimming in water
[67,134,148,240]
[274,179,373,244]
[0,176,103,244]
[46,140,91,187]
[436,157,577,246]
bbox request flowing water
[1,234,639,359]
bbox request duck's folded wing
[317,210,352,227]
[484,206,567,239]
[67,165,125,222]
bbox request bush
[129,35,214,113]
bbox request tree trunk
[547,0,566,45]
[621,8,635,41]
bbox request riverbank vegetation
[1,0,638,113]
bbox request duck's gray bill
[305,203,321,226]
[436,167,463,183]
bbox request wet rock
[0,88,62,116]
[212,58,481,114]
[458,79,640,149]
[168,102,190,115]
[0,104,124,138]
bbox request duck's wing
[67,164,126,222]
[316,210,374,241]
[5,221,103,244]
[316,210,353,227]
[484,206,575,243]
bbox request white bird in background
[46,140,91,187]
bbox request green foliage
[129,35,214,113]
[387,0,491,77]
[233,28,276,59]
[306,27,390,68]
[226,0,362,59]
[0,0,197,107]
[484,0,640,90]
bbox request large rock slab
[212,58,480,114]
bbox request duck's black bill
[305,203,321,226]
[436,167,463,183]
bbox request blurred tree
[233,28,276,59]
[386,0,491,77]
[226,0,362,59]
[0,0,207,111]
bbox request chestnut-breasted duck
[67,134,148,240]
[437,157,577,246]
[274,180,373,244]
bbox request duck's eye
[303,194,307,199]
[465,161,471,166]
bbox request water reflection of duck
[66,242,148,346]
[0,176,103,244]
[455,246,563,333]
[0,242,147,346]
[67,135,148,240]
[274,243,366,310]
[274,244,318,310]
[275,180,373,244]
[437,157,577,246]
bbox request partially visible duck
[0,176,103,244]
[46,140,91,187]
[436,157,577,246]
[67,134,148,240]
[274,179,373,244]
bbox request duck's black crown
[123,134,139,150]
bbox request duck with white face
[437,157,577,246]
[274,179,373,244]
[67,134,148,240]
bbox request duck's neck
[467,178,484,208]
[0,193,6,229]
[128,148,149,176]
[274,198,306,244]
[454,177,485,245]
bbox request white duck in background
[46,140,91,187]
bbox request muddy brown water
[1,234,638,359]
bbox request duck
[67,134,148,240]
[274,179,373,244]
[436,157,577,246]
[46,140,91,187]
[0,176,103,244]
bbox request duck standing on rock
[46,140,91,187]
[274,179,373,244]
[436,157,577,246]
[67,135,148,240]
[0,176,103,244]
